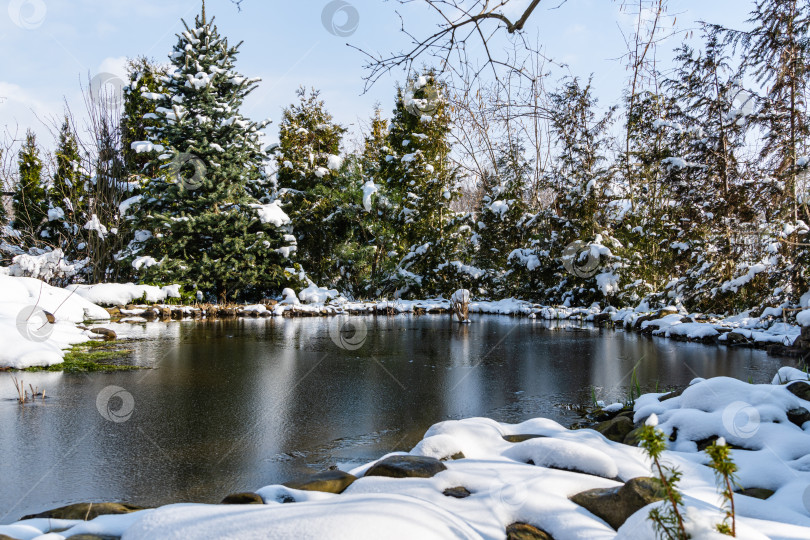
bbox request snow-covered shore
[2,277,809,370]
[2,368,810,539]
[0,276,110,369]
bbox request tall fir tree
[358,107,395,294]
[124,7,297,301]
[12,130,47,244]
[512,78,618,305]
[473,144,533,297]
[275,87,348,286]
[40,118,87,257]
[380,72,469,297]
[718,0,810,221]
[714,0,810,308]
[122,57,166,180]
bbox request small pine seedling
[705,437,738,536]
[639,414,690,540]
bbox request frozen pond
[0,315,790,523]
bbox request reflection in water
[0,315,791,523]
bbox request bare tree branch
[354,0,565,91]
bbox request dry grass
[11,376,45,403]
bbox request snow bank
[298,284,339,304]
[0,276,109,369]
[7,370,810,538]
[66,283,182,306]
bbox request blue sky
[0,0,752,152]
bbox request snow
[132,256,158,271]
[280,288,300,305]
[130,141,165,154]
[720,263,768,293]
[595,271,620,296]
[298,284,339,304]
[488,199,510,217]
[66,283,182,306]
[6,368,810,538]
[253,201,291,227]
[326,154,343,170]
[119,195,142,215]
[83,214,108,239]
[47,207,64,221]
[7,249,84,282]
[797,309,810,326]
[0,276,110,369]
[362,180,378,212]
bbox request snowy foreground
[2,368,810,539]
[1,278,807,370]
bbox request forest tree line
[0,0,808,315]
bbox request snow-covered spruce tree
[40,118,88,259]
[380,73,471,297]
[275,87,348,286]
[122,57,166,180]
[719,0,810,221]
[12,130,47,246]
[473,143,534,297]
[357,106,396,296]
[661,37,753,312]
[125,9,298,302]
[512,77,618,306]
[613,88,693,308]
[714,0,810,310]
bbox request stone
[364,455,447,479]
[159,307,172,320]
[592,313,613,326]
[623,427,643,447]
[283,470,357,494]
[21,502,145,521]
[656,307,679,317]
[442,486,472,499]
[141,309,158,321]
[736,487,775,500]
[90,328,117,341]
[787,407,810,428]
[787,381,810,401]
[505,522,553,540]
[658,388,685,401]
[802,325,810,341]
[503,434,545,443]
[441,452,465,461]
[221,492,264,504]
[593,416,634,443]
[570,477,664,530]
[632,314,655,330]
[44,311,56,324]
[725,332,749,345]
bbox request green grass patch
[23,341,141,373]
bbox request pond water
[0,315,792,523]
